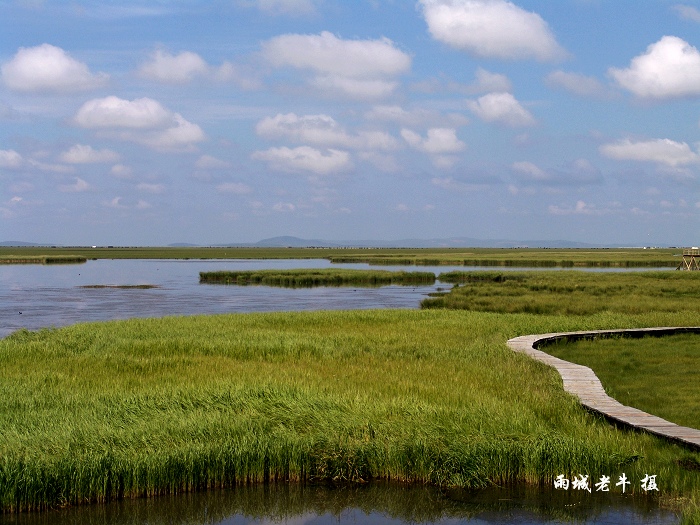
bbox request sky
[2,0,700,246]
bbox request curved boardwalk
[507,327,700,450]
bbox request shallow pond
[0,483,679,525]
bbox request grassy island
[0,255,86,265]
[199,269,436,286]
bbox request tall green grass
[1,309,700,518]
[0,255,86,264]
[423,270,700,315]
[199,269,435,286]
[545,333,700,430]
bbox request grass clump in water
[199,269,436,287]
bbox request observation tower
[677,247,700,270]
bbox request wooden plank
[507,328,700,451]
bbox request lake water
[0,482,679,525]
[0,258,669,339]
[0,259,681,524]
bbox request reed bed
[1,309,700,520]
[423,270,700,315]
[199,269,436,287]
[0,255,86,265]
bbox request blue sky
[2,0,700,246]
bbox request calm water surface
[0,483,679,525]
[0,260,680,524]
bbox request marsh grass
[0,255,86,265]
[78,284,159,289]
[199,269,436,287]
[422,270,700,315]
[2,309,700,517]
[545,333,700,430]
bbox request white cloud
[59,177,90,193]
[138,49,209,84]
[467,92,536,127]
[27,159,74,173]
[217,182,252,194]
[60,144,120,164]
[261,31,410,99]
[256,113,399,150]
[419,0,566,61]
[469,67,512,93]
[252,146,351,175]
[548,200,603,216]
[73,96,205,151]
[196,155,231,169]
[0,149,23,169]
[546,70,611,98]
[245,0,319,16]
[600,138,700,167]
[609,36,700,99]
[73,96,173,129]
[136,183,165,194]
[401,128,465,154]
[512,160,549,181]
[673,4,700,22]
[365,105,469,128]
[273,202,296,212]
[1,43,108,93]
[110,164,133,179]
[431,177,485,192]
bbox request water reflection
[0,483,678,525]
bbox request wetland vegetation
[2,309,700,521]
[0,246,681,267]
[0,255,86,265]
[546,333,700,431]
[199,269,436,286]
[423,270,700,315]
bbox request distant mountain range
[1,236,646,249]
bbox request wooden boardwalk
[507,327,700,450]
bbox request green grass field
[0,246,682,267]
[545,333,700,430]
[2,309,700,521]
[423,270,700,315]
[199,269,436,286]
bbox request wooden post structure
[677,248,700,270]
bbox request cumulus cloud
[401,128,465,154]
[600,138,700,167]
[261,31,411,99]
[73,96,205,151]
[548,200,604,216]
[467,92,536,127]
[256,113,399,150]
[0,149,23,169]
[111,164,133,179]
[419,0,566,61]
[2,43,108,93]
[136,183,165,194]
[546,70,611,98]
[431,177,485,192]
[138,49,210,83]
[216,182,252,194]
[196,155,231,169]
[365,105,469,128]
[252,146,351,175]
[60,144,120,164]
[59,177,91,193]
[468,67,512,93]
[244,0,319,16]
[673,4,700,22]
[137,49,241,85]
[512,158,602,185]
[609,36,700,99]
